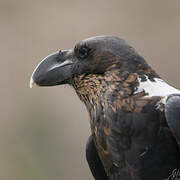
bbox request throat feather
[72,71,139,109]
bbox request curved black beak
[30,51,74,88]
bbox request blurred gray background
[3,0,180,179]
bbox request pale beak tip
[30,77,34,88]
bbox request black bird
[30,36,180,180]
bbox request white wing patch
[135,76,180,105]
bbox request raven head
[30,35,157,88]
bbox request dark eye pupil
[79,47,89,59]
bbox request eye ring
[78,46,90,59]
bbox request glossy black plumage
[86,135,108,180]
[165,94,180,146]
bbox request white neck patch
[135,76,180,104]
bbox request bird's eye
[78,46,90,59]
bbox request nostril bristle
[57,50,62,62]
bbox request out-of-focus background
[3,0,180,179]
